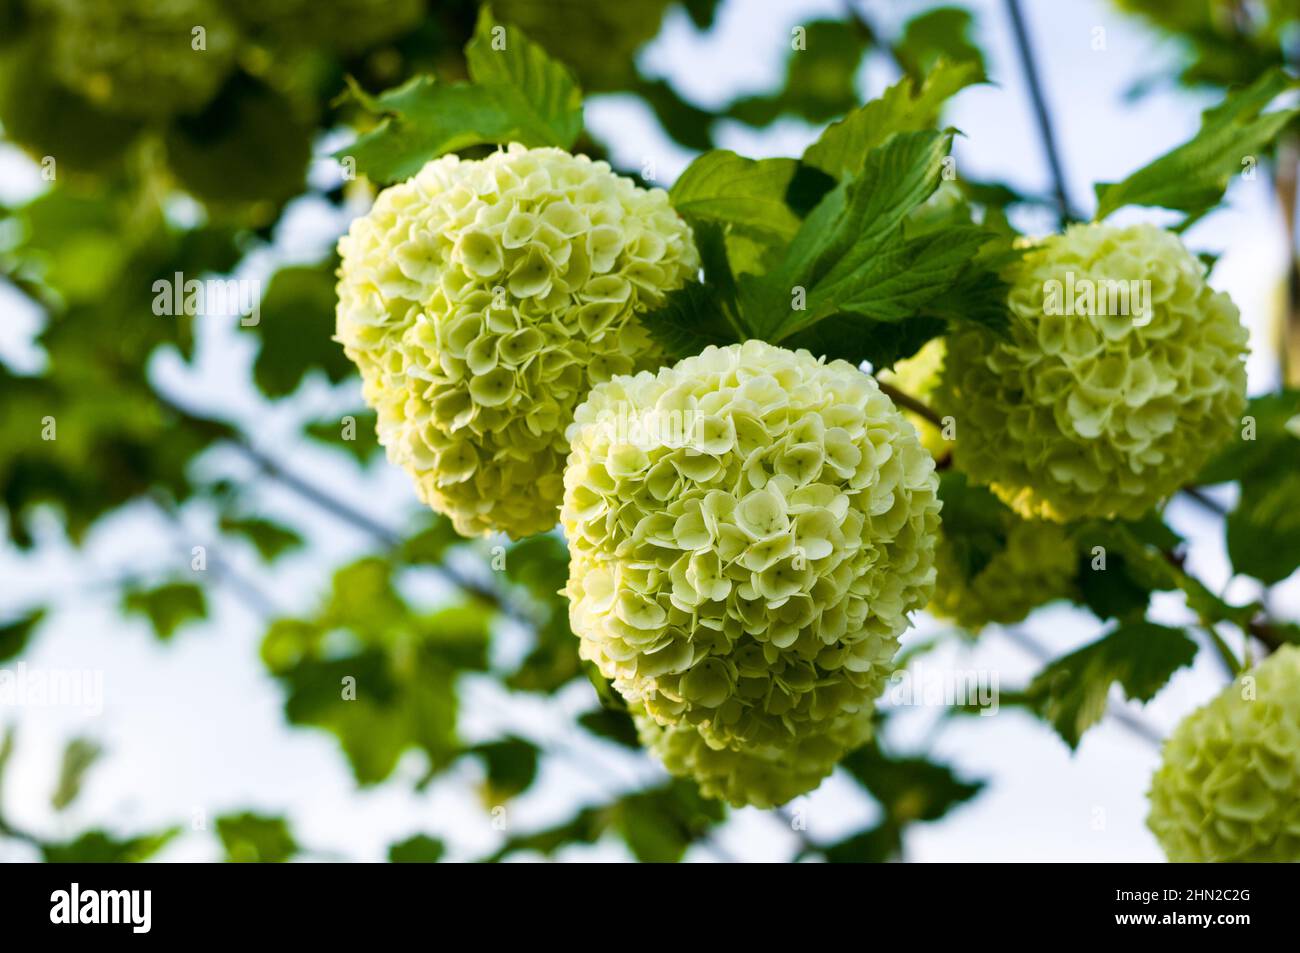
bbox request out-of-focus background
[1,0,1297,862]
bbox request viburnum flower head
[938,223,1248,522]
[35,0,238,119]
[1147,645,1300,862]
[634,706,871,808]
[336,144,699,538]
[563,341,941,752]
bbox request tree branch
[1004,0,1078,227]
[877,380,944,428]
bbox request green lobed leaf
[1094,67,1300,222]
[893,7,987,81]
[669,151,805,244]
[122,582,207,642]
[247,261,354,399]
[216,812,298,863]
[1025,622,1197,749]
[341,7,583,184]
[841,741,984,825]
[802,60,983,180]
[388,833,445,863]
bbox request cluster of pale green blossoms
[1147,646,1300,862]
[338,146,1289,838]
[336,145,699,537]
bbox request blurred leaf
[473,736,539,804]
[1025,622,1197,749]
[803,60,982,180]
[220,516,303,562]
[1198,391,1300,484]
[578,708,640,749]
[1076,550,1151,622]
[1095,68,1300,222]
[727,19,868,126]
[51,738,103,812]
[304,411,382,464]
[122,582,207,641]
[631,78,714,151]
[343,7,583,183]
[893,7,986,80]
[936,471,1008,581]
[388,833,445,863]
[166,75,312,208]
[247,261,354,398]
[0,609,43,662]
[216,812,298,863]
[398,516,464,564]
[42,827,179,863]
[841,742,983,824]
[1228,469,1300,585]
[616,779,724,863]
[819,821,902,863]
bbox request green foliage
[216,812,298,863]
[42,828,180,864]
[472,736,540,804]
[261,557,491,784]
[122,583,208,642]
[220,516,304,562]
[246,260,353,398]
[1024,622,1197,749]
[388,833,445,863]
[342,7,583,183]
[0,609,44,662]
[51,738,103,812]
[1094,68,1300,224]
[893,8,986,80]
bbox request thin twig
[877,380,943,428]
[1004,0,1078,227]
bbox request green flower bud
[563,341,941,751]
[1147,646,1300,862]
[938,223,1248,522]
[634,705,871,809]
[336,144,699,538]
[35,0,238,120]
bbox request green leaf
[342,7,583,184]
[304,412,382,464]
[819,821,902,863]
[51,738,103,813]
[0,609,43,662]
[803,61,982,180]
[216,812,298,863]
[669,151,804,244]
[638,281,745,361]
[614,779,725,863]
[893,7,987,80]
[42,827,180,863]
[122,582,207,641]
[472,736,539,803]
[1094,68,1300,222]
[1228,468,1300,585]
[388,833,445,863]
[1198,390,1300,485]
[247,262,354,398]
[398,516,464,564]
[841,742,983,824]
[743,131,978,344]
[220,516,303,562]
[1025,622,1197,749]
[578,708,641,748]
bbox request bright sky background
[1,0,1297,862]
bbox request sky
[1,0,1297,862]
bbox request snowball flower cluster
[36,0,238,120]
[562,341,940,762]
[336,145,699,537]
[1147,646,1300,862]
[938,223,1248,522]
[634,705,872,809]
